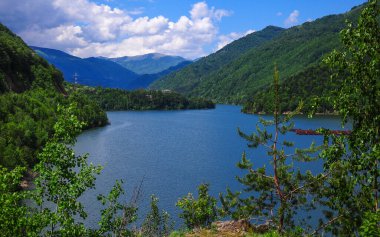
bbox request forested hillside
[242,64,338,114]
[0,23,108,169]
[152,5,363,104]
[0,25,65,94]
[150,26,284,94]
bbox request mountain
[151,6,362,104]
[128,61,192,89]
[0,24,65,94]
[31,46,139,89]
[0,23,108,168]
[108,53,188,74]
[150,25,285,96]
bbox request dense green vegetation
[151,26,284,95]
[318,0,379,234]
[152,5,363,104]
[69,85,215,111]
[0,23,108,169]
[242,64,337,114]
[0,24,65,94]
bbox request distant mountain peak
[32,46,139,89]
[107,53,188,74]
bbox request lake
[74,104,344,228]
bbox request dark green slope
[190,7,362,103]
[152,6,362,104]
[150,26,285,93]
[242,64,337,114]
[0,23,108,168]
[0,24,65,94]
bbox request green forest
[0,0,379,236]
[241,64,337,114]
[66,84,215,111]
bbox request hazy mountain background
[108,53,189,74]
[32,47,192,90]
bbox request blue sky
[0,0,367,59]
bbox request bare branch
[309,215,343,236]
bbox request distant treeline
[68,85,215,111]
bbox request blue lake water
[74,104,345,228]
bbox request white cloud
[216,29,255,51]
[190,2,231,21]
[284,10,300,27]
[0,0,232,59]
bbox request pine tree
[220,66,324,233]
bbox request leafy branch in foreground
[318,0,380,235]
[96,180,139,237]
[142,195,174,237]
[176,183,218,229]
[34,104,103,236]
[220,66,324,234]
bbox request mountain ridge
[32,46,139,89]
[108,53,188,74]
[150,25,285,95]
[151,6,363,104]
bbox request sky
[0,0,367,59]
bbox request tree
[96,180,138,237]
[33,104,102,236]
[142,195,173,237]
[320,0,380,235]
[220,66,323,233]
[176,183,218,229]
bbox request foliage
[0,166,33,236]
[152,6,363,104]
[359,211,380,237]
[0,23,65,94]
[176,183,218,229]
[70,85,215,111]
[220,67,323,233]
[0,23,108,169]
[317,0,380,235]
[0,88,108,169]
[97,180,138,237]
[33,104,103,236]
[142,195,174,237]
